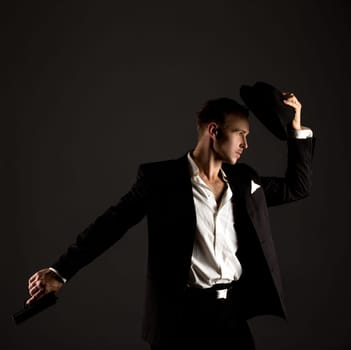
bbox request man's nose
[240,136,248,149]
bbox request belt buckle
[216,289,228,299]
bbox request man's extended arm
[26,165,149,304]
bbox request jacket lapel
[223,164,263,241]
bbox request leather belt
[185,281,239,300]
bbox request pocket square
[250,180,261,194]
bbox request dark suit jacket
[52,137,314,346]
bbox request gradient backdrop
[3,0,351,349]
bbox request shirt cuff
[49,267,67,283]
[290,126,313,139]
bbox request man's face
[212,113,250,165]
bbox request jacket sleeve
[50,164,149,281]
[261,137,315,207]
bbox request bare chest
[201,178,227,205]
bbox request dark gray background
[3,0,351,349]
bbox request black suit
[51,137,314,347]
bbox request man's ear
[208,122,223,139]
[208,122,218,138]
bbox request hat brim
[240,81,295,140]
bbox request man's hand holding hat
[282,92,302,131]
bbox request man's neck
[191,146,222,182]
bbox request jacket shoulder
[138,155,188,182]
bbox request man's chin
[225,157,238,165]
[217,153,239,165]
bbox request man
[26,92,314,350]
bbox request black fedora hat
[240,81,295,140]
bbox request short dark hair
[197,98,249,127]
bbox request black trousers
[150,282,255,350]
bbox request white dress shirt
[186,128,313,289]
[187,153,242,289]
